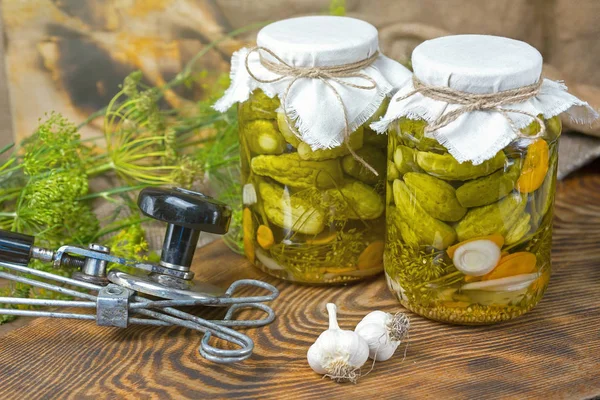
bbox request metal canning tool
[0,187,279,363]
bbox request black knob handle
[0,230,34,266]
[137,187,232,270]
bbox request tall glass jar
[377,34,596,324]
[385,116,560,324]
[215,16,410,284]
[240,89,388,284]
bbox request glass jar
[384,116,561,324]
[240,89,387,284]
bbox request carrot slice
[481,251,537,281]
[306,232,337,245]
[357,241,385,270]
[447,234,505,258]
[516,139,549,193]
[242,207,255,263]
[257,224,275,250]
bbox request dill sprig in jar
[215,16,410,284]
[372,35,598,324]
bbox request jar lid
[214,16,411,150]
[412,35,542,94]
[257,16,379,67]
[372,35,598,164]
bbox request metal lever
[137,187,231,272]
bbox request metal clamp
[97,284,133,328]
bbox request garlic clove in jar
[307,303,369,383]
[242,183,257,205]
[355,311,410,361]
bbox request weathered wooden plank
[0,171,598,399]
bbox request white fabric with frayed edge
[371,35,599,165]
[213,16,411,150]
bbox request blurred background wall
[0,0,599,174]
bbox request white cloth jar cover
[214,16,411,150]
[372,34,599,165]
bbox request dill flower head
[22,113,86,176]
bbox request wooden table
[0,169,599,400]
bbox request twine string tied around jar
[396,75,547,139]
[245,46,381,175]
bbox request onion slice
[461,273,540,292]
[255,249,285,270]
[452,239,501,276]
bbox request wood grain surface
[0,170,599,400]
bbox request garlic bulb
[355,311,410,361]
[307,303,369,383]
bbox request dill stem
[86,162,115,176]
[204,157,239,170]
[78,184,148,201]
[417,270,463,288]
[78,107,107,129]
[0,163,22,175]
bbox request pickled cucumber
[297,127,364,161]
[403,172,466,222]
[387,161,400,181]
[251,153,343,189]
[505,212,531,245]
[259,181,325,235]
[416,151,506,181]
[455,161,521,208]
[276,112,301,148]
[243,120,286,155]
[367,97,390,124]
[545,116,562,141]
[394,217,420,247]
[392,180,457,249]
[397,118,445,151]
[326,179,384,220]
[364,128,388,148]
[455,193,527,242]
[341,145,386,184]
[363,98,390,148]
[531,148,558,226]
[239,89,279,120]
[520,115,562,141]
[394,145,421,175]
[386,181,393,204]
